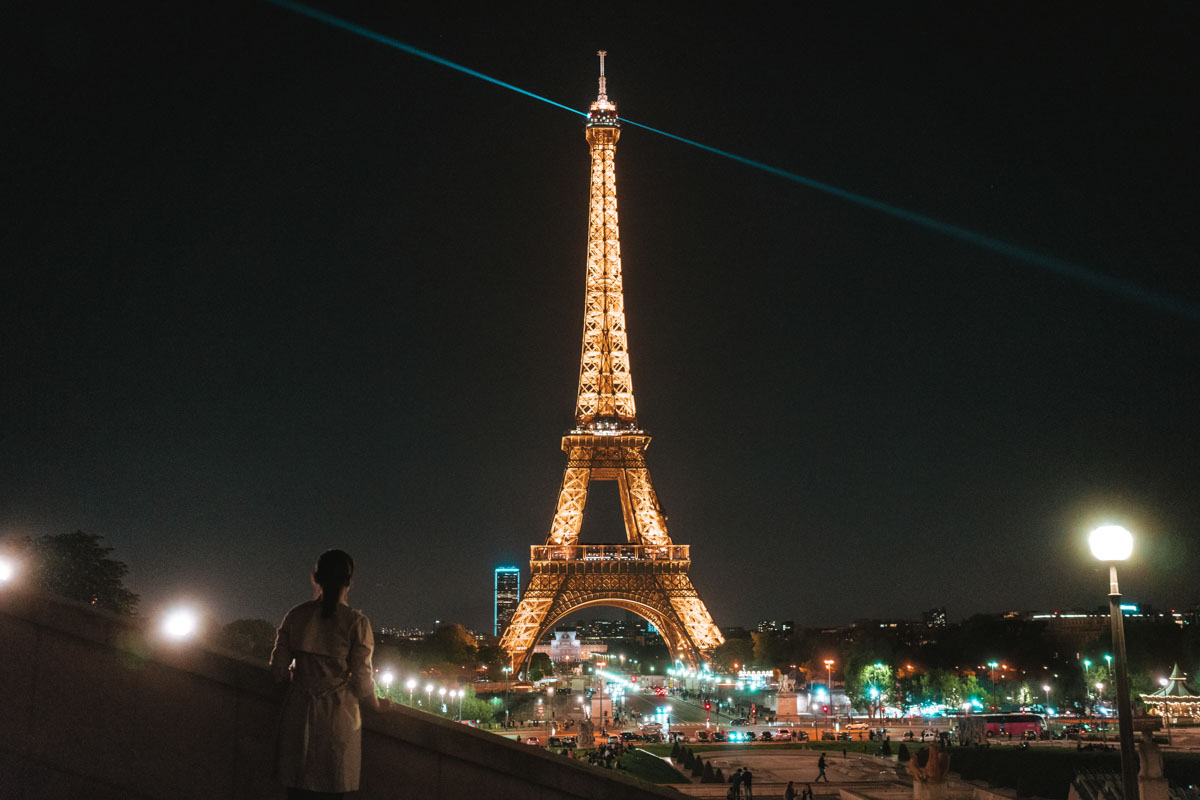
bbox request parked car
[697,730,709,742]
[837,731,852,741]
[846,722,870,730]
[821,730,836,741]
[548,736,563,748]
[759,730,774,741]
[524,737,540,745]
[642,733,663,744]
[711,731,727,742]
[620,731,641,742]
[1022,730,1038,741]
[731,718,749,726]
[773,729,792,741]
[796,730,810,741]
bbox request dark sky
[3,1,1197,633]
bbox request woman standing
[271,550,378,799]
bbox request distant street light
[439,686,447,713]
[380,670,395,699]
[987,661,1000,709]
[425,683,434,709]
[406,678,417,706]
[1088,524,1136,800]
[0,556,15,584]
[1043,684,1051,711]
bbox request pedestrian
[816,753,829,782]
[743,767,754,798]
[802,783,815,800]
[270,549,379,800]
[785,781,797,800]
[731,766,744,798]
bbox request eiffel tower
[499,53,724,674]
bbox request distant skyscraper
[494,567,521,637]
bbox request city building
[531,629,608,665]
[494,566,520,637]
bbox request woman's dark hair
[313,549,355,618]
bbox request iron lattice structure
[499,53,723,674]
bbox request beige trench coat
[270,599,375,793]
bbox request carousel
[1141,664,1200,722]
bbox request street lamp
[406,678,417,706]
[425,683,434,709]
[987,662,1000,710]
[1088,524,1136,800]
[380,669,395,700]
[824,659,835,720]
[1043,684,1051,712]
[439,686,447,714]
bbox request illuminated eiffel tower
[499,53,724,674]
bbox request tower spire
[596,49,608,103]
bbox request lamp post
[987,662,999,710]
[824,659,835,722]
[1089,524,1136,800]
[1082,658,1093,716]
[406,678,416,706]
[1043,684,1051,713]
[380,670,395,701]
[425,683,434,710]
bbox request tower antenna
[596,50,608,102]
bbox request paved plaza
[665,749,911,798]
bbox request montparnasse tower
[499,53,723,676]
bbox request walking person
[271,550,379,800]
[816,753,829,782]
[742,767,754,798]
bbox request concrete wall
[0,589,685,800]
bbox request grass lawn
[619,748,691,784]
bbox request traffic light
[822,705,829,713]
[704,701,711,710]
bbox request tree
[218,618,276,661]
[712,638,754,672]
[528,652,552,681]
[424,623,478,666]
[22,531,139,614]
[848,662,893,717]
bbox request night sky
[4,1,1197,633]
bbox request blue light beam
[266,0,1199,323]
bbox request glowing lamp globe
[1089,525,1133,561]
[0,557,15,584]
[162,608,198,640]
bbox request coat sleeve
[349,614,376,699]
[269,611,294,682]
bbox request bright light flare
[1089,525,1133,562]
[380,669,395,688]
[162,607,199,640]
[0,556,15,584]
